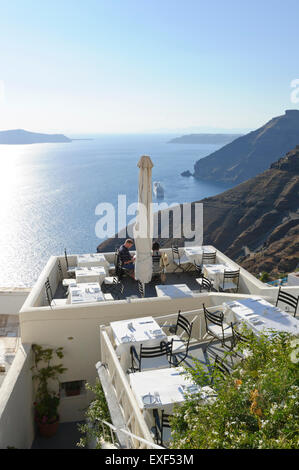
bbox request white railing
[100,327,156,449]
[97,419,163,449]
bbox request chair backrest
[57,260,63,281]
[214,355,231,376]
[194,262,203,276]
[171,245,180,260]
[45,278,53,306]
[138,281,145,298]
[202,251,216,264]
[203,304,224,327]
[139,340,173,371]
[175,311,193,339]
[114,281,124,299]
[64,248,69,270]
[231,322,249,347]
[200,276,212,291]
[223,269,240,290]
[276,286,299,315]
[153,409,171,447]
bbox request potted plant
[65,380,82,397]
[31,344,67,438]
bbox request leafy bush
[77,379,112,448]
[31,344,67,424]
[169,331,299,449]
[260,272,269,282]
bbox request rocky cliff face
[98,146,299,278]
[192,110,299,184]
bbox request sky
[0,0,298,134]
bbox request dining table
[75,266,107,285]
[223,297,299,336]
[184,245,216,265]
[203,263,235,291]
[77,253,109,269]
[129,366,215,414]
[68,282,105,304]
[155,284,194,298]
[110,316,168,369]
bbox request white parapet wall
[0,289,31,315]
[0,343,34,449]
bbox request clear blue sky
[0,0,298,134]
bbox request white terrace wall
[0,344,34,449]
[0,289,30,315]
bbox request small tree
[169,331,299,449]
[31,344,67,424]
[77,379,112,448]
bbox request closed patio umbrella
[133,155,154,294]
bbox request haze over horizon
[0,0,298,134]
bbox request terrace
[4,245,296,449]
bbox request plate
[121,335,132,343]
[185,384,199,394]
[142,394,156,405]
[151,329,163,336]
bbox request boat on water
[153,181,164,199]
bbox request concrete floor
[31,421,85,449]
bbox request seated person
[152,241,166,283]
[118,239,135,278]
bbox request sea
[0,134,229,287]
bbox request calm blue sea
[0,134,229,287]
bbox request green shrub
[169,331,299,449]
[77,379,112,448]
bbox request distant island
[0,129,72,145]
[168,133,243,144]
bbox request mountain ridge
[188,110,299,184]
[0,129,72,144]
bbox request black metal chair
[137,281,145,298]
[220,269,240,293]
[171,245,192,273]
[116,249,133,279]
[110,279,124,300]
[45,277,53,307]
[151,254,164,282]
[152,409,171,447]
[203,304,233,351]
[129,340,174,373]
[212,354,232,381]
[196,276,213,292]
[64,248,76,278]
[165,311,193,365]
[202,251,217,265]
[276,286,299,317]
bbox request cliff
[0,129,72,144]
[97,146,299,278]
[191,110,299,184]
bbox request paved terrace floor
[54,270,214,301]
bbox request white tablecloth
[203,263,234,290]
[111,316,167,369]
[223,297,299,336]
[77,253,109,269]
[129,367,215,413]
[155,284,194,298]
[184,246,215,265]
[75,266,107,284]
[68,282,104,304]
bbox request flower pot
[37,419,59,438]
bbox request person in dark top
[118,239,135,278]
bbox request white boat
[153,181,164,199]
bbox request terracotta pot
[37,419,59,438]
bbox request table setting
[223,297,299,335]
